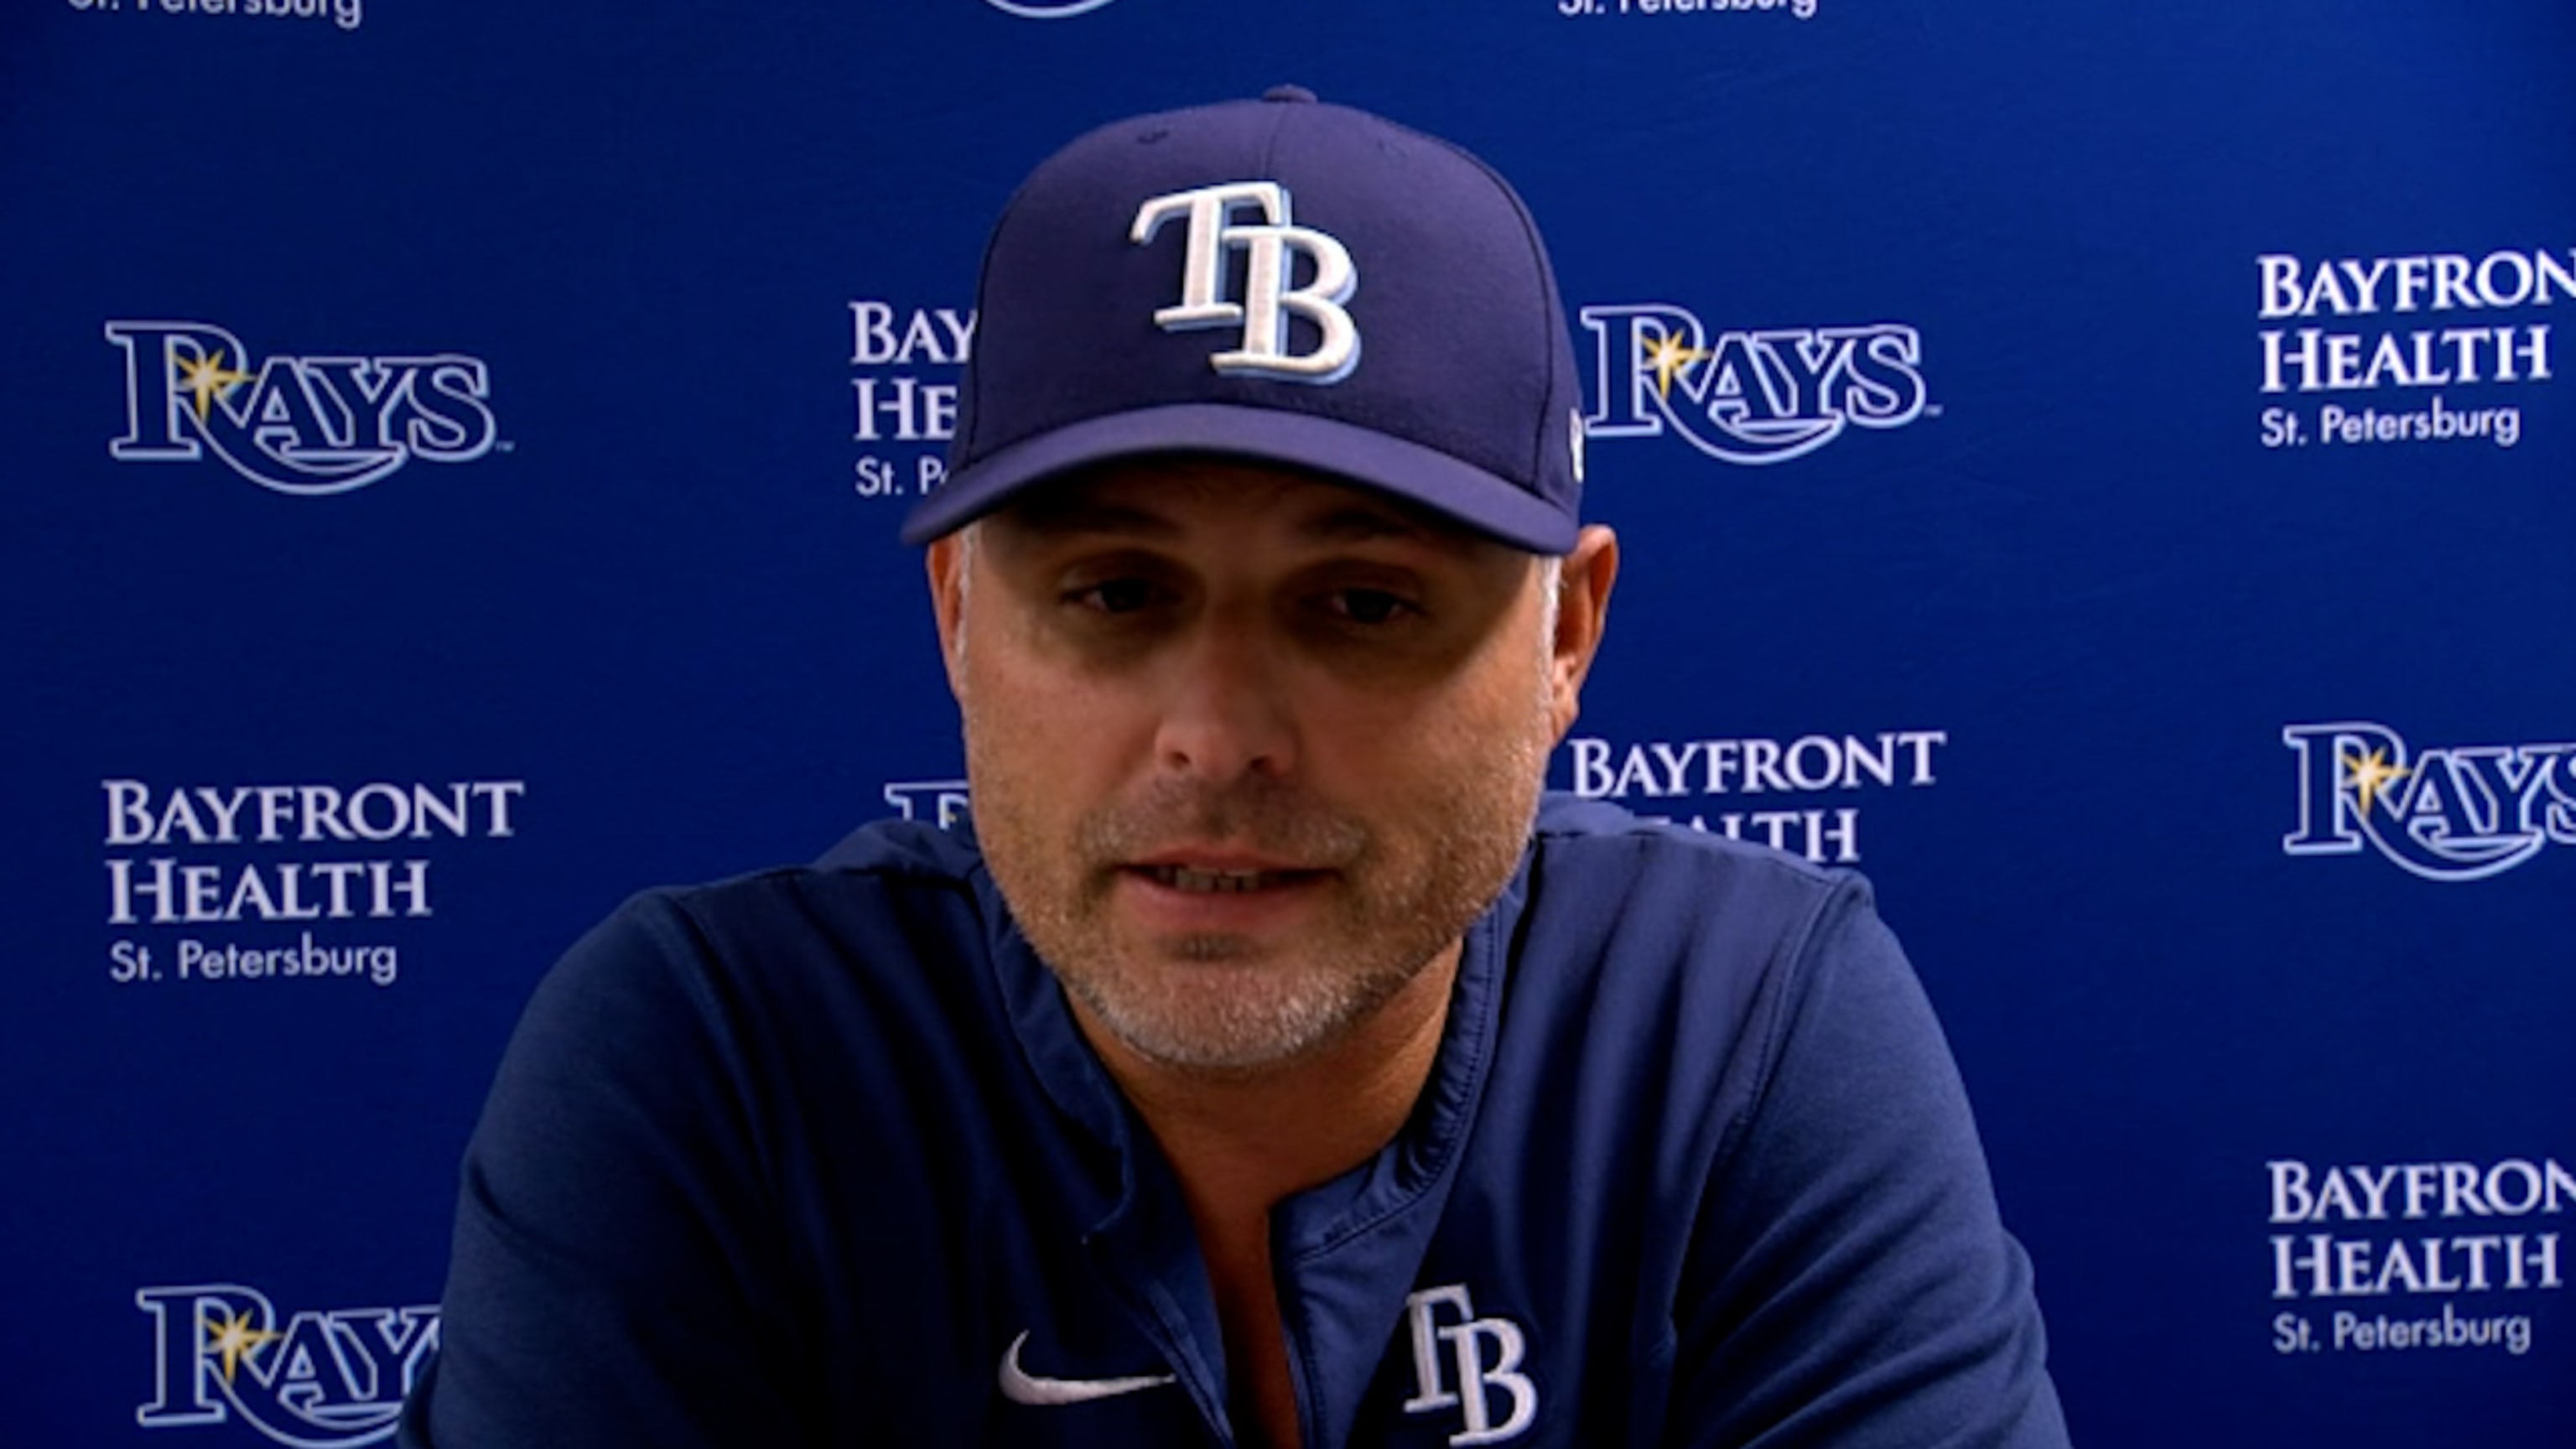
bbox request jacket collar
[983,835,1535,1446]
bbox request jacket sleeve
[1664,884,2072,1449]
[399,892,812,1449]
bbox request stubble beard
[964,676,1555,1078]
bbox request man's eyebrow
[1000,496,1182,539]
[1301,505,1420,543]
[1298,502,1480,555]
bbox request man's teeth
[1149,865,1280,893]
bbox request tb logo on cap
[1130,181,1359,384]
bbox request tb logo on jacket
[1401,1285,1537,1446]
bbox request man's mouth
[1140,864,1307,894]
[1111,854,1337,935]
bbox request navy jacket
[402,796,2069,1447]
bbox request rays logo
[983,0,1119,16]
[135,1283,437,1446]
[1579,304,1929,465]
[106,321,499,496]
[2283,721,2576,881]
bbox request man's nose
[1150,610,1298,783]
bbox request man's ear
[925,530,970,696]
[1547,525,1619,743]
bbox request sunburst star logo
[1640,330,1706,401]
[204,1308,281,1385]
[2342,747,2410,818]
[174,350,254,425]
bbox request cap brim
[901,402,1578,553]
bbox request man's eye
[1072,578,1162,615]
[1327,589,1415,626]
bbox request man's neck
[1073,938,1462,1218]
[1070,943,1462,1449]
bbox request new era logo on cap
[904,86,1585,554]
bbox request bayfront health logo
[1579,304,1929,465]
[136,1283,437,1446]
[2255,247,2569,451]
[850,299,972,503]
[106,321,499,495]
[2282,721,2575,881]
[65,0,365,31]
[1561,728,1948,865]
[2266,1156,2564,1359]
[101,776,527,991]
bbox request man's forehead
[990,455,1502,554]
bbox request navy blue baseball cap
[902,86,1587,553]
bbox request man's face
[927,457,1610,1074]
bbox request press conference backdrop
[5,0,2571,1443]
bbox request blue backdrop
[6,1,2571,1444]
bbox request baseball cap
[901,86,1587,553]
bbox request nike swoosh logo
[997,1330,1177,1405]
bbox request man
[402,88,2068,1447]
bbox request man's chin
[1066,966,1370,1075]
[1149,932,1267,966]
